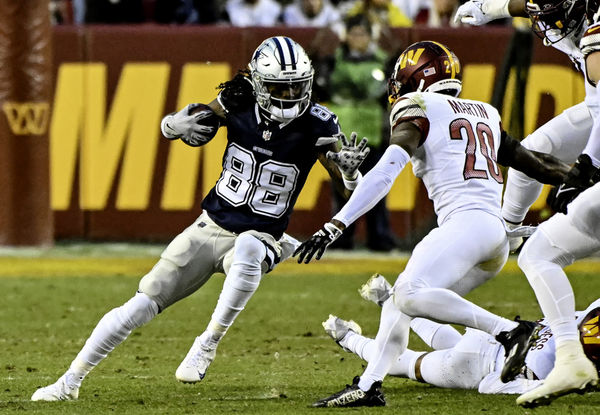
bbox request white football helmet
[248,36,314,123]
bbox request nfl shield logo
[262,130,272,141]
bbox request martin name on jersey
[390,91,504,225]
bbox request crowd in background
[46,0,511,252]
[49,0,491,30]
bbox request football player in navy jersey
[31,36,370,402]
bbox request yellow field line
[0,256,598,278]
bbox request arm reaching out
[497,131,570,185]
[295,143,411,264]
[455,0,526,25]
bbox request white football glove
[504,220,536,253]
[454,0,510,25]
[161,103,218,146]
[326,132,370,180]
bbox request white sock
[341,330,428,380]
[555,339,587,362]
[358,300,411,391]
[67,292,158,385]
[410,317,462,350]
[340,331,376,362]
[204,233,265,348]
[388,349,424,378]
[518,232,579,344]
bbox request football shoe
[312,376,386,408]
[322,314,362,352]
[359,273,391,306]
[175,335,217,383]
[517,340,598,407]
[31,373,80,401]
[496,317,541,383]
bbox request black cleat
[312,376,386,408]
[496,316,541,383]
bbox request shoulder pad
[389,94,427,129]
[581,23,600,56]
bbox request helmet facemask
[249,36,314,123]
[526,0,586,45]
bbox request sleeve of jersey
[313,104,341,146]
[580,22,600,57]
[389,95,429,144]
[332,145,410,227]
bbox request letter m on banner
[2,101,50,135]
[51,63,169,210]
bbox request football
[183,103,221,147]
[579,307,600,368]
[188,103,221,127]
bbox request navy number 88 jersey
[201,102,340,239]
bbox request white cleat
[516,345,598,407]
[322,314,362,352]
[176,335,217,383]
[31,373,80,401]
[359,273,392,306]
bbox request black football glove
[547,154,599,214]
[294,222,344,264]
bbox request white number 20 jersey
[390,92,505,225]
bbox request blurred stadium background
[0,0,585,247]
[0,0,598,413]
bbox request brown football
[187,103,220,129]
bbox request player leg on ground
[313,211,539,407]
[326,314,510,390]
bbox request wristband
[160,114,179,140]
[342,171,363,191]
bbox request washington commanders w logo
[2,101,50,135]
[581,315,600,344]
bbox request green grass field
[1,245,600,414]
